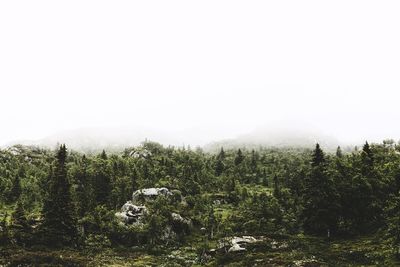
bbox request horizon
[2,123,398,152]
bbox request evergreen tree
[9,175,22,203]
[262,168,268,186]
[311,143,325,167]
[100,149,108,160]
[273,174,281,199]
[0,213,9,245]
[217,147,225,160]
[93,151,112,206]
[75,155,89,217]
[39,145,77,247]
[302,144,340,236]
[234,149,245,166]
[359,141,384,230]
[361,141,374,168]
[131,167,138,192]
[336,146,343,158]
[10,200,30,246]
[250,150,258,172]
[215,148,225,177]
[387,192,400,259]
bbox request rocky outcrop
[171,212,192,227]
[132,187,172,203]
[115,201,147,225]
[116,188,191,231]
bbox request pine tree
[302,143,339,236]
[234,149,244,166]
[75,155,89,217]
[311,143,325,167]
[9,175,22,203]
[215,148,225,176]
[387,191,400,259]
[262,168,268,186]
[359,141,384,230]
[273,174,280,199]
[217,147,225,160]
[39,144,77,247]
[336,146,343,158]
[361,141,373,167]
[10,200,30,246]
[131,167,138,192]
[250,150,258,172]
[100,149,108,160]
[0,213,9,245]
[93,151,111,206]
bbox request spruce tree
[101,149,108,160]
[9,175,22,203]
[361,141,373,168]
[10,200,30,246]
[336,146,343,158]
[262,168,269,186]
[215,148,225,176]
[39,144,77,247]
[75,155,89,217]
[360,141,384,230]
[217,147,225,160]
[302,143,339,236]
[93,150,111,206]
[311,143,325,167]
[273,174,280,199]
[0,213,9,245]
[234,149,244,166]
[250,150,258,172]
[387,192,400,259]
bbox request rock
[129,148,151,159]
[228,243,246,252]
[232,236,257,244]
[171,212,192,226]
[132,187,172,203]
[292,256,319,266]
[218,236,264,253]
[115,201,147,225]
[161,225,177,241]
[213,199,221,205]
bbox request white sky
[1,1,400,146]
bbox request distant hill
[204,127,342,152]
[6,125,345,154]
[6,127,184,153]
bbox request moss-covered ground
[1,233,398,266]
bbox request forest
[1,140,400,266]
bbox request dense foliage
[1,140,400,265]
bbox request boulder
[228,243,246,252]
[115,201,147,225]
[218,236,263,253]
[116,187,176,226]
[171,212,192,226]
[132,187,172,203]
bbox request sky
[1,1,400,146]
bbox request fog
[1,1,400,148]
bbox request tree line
[0,140,400,258]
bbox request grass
[1,234,399,266]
